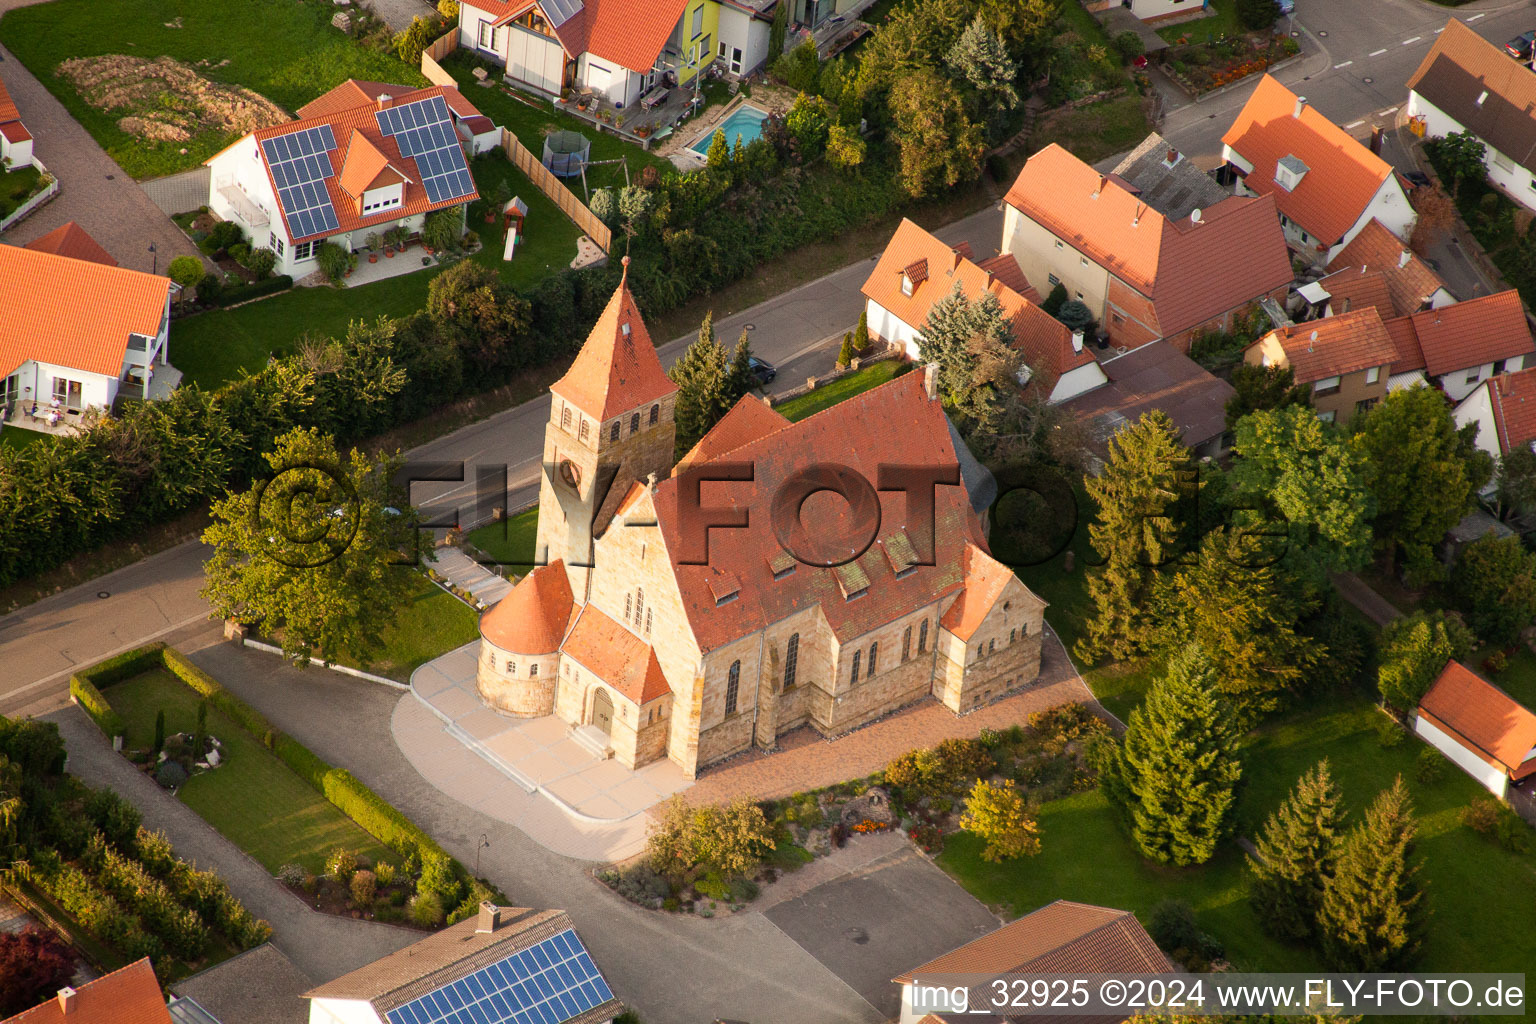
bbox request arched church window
[918,619,929,653]
[610,420,620,441]
[725,661,740,716]
[784,633,799,689]
[631,412,641,434]
[561,407,571,430]
[649,404,659,425]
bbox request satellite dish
[1191,208,1202,223]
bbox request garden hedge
[161,648,275,744]
[210,275,293,307]
[69,643,167,739]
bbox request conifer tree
[1376,609,1475,712]
[1077,410,1195,662]
[1317,776,1427,970]
[853,310,870,352]
[1247,759,1345,940]
[1100,645,1242,866]
[669,312,731,458]
[837,331,857,367]
[726,330,759,400]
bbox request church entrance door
[592,689,614,735]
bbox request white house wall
[206,140,286,267]
[1453,381,1501,458]
[12,359,117,413]
[505,24,566,96]
[1409,91,1536,213]
[1414,713,1509,797]
[1050,361,1109,403]
[1440,355,1524,403]
[1129,0,1189,20]
[1,134,33,168]
[864,298,925,357]
[1327,179,1417,264]
[1001,204,1113,324]
[716,6,770,75]
[308,997,385,1024]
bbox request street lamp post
[148,243,158,275]
[475,833,490,878]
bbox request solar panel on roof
[382,929,612,1024]
[542,0,582,27]
[262,126,342,240]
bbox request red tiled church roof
[479,560,575,654]
[1222,75,1393,246]
[1419,660,1536,780]
[551,258,677,420]
[675,395,790,473]
[560,604,670,704]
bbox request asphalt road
[5,0,1532,713]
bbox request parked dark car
[747,356,776,385]
[1402,170,1431,189]
[1506,30,1536,61]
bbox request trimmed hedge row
[210,275,293,308]
[161,648,275,745]
[69,643,168,738]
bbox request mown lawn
[943,688,1536,975]
[170,152,582,391]
[334,570,481,680]
[0,164,45,219]
[1027,94,1152,167]
[774,361,900,422]
[464,507,539,576]
[1156,0,1244,44]
[0,0,423,180]
[0,425,52,451]
[439,51,672,195]
[106,668,395,873]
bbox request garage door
[506,26,564,95]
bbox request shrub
[1041,282,1068,317]
[206,220,244,254]
[277,863,306,887]
[162,649,275,742]
[316,242,351,284]
[156,761,188,789]
[374,861,397,886]
[959,779,1041,861]
[351,869,378,907]
[727,876,760,902]
[1375,718,1405,748]
[226,243,250,265]
[694,871,731,901]
[422,209,462,253]
[0,928,77,1018]
[1414,747,1446,784]
[70,645,170,737]
[0,719,66,778]
[85,788,141,850]
[212,275,293,307]
[326,847,359,883]
[647,796,777,880]
[908,822,943,852]
[196,272,223,305]
[1495,810,1531,852]
[395,15,436,64]
[244,246,277,280]
[1113,31,1144,62]
[1147,898,1225,969]
[417,850,464,907]
[409,892,446,927]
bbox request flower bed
[1162,33,1299,95]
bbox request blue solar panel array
[383,928,614,1024]
[260,125,341,238]
[374,96,476,206]
[542,0,583,27]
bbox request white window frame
[691,3,704,39]
[293,240,315,262]
[1317,409,1337,423]
[1365,366,1380,385]
[901,275,913,297]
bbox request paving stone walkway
[47,706,419,985]
[431,547,513,605]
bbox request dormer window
[900,258,927,298]
[1275,155,1309,192]
[901,274,914,297]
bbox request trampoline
[542,131,590,178]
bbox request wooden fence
[422,31,612,252]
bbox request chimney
[1399,250,1412,269]
[1369,125,1384,156]
[377,93,393,110]
[923,362,939,400]
[1166,147,1179,164]
[1092,174,1105,199]
[1071,330,1084,353]
[56,988,77,1015]
[1293,95,1307,119]
[476,902,501,934]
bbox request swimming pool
[689,105,770,155]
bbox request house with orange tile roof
[1453,364,1536,467]
[1,958,171,1024]
[0,231,175,421]
[861,219,1109,404]
[1243,309,1397,425]
[472,258,1047,776]
[893,901,1171,1024]
[1415,660,1536,799]
[458,0,775,105]
[1222,76,1415,265]
[204,80,488,279]
[1408,19,1536,215]
[1323,219,1454,314]
[0,70,33,171]
[1002,144,1293,355]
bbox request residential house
[1243,309,1397,425]
[474,259,1047,776]
[1324,218,1455,313]
[1063,341,1237,464]
[1,958,171,1024]
[1408,19,1536,214]
[1222,75,1416,264]
[1110,132,1230,221]
[1002,143,1293,354]
[23,221,118,266]
[0,71,33,170]
[892,900,1172,1024]
[1081,0,1207,23]
[205,81,486,279]
[1456,363,1536,466]
[0,234,174,417]
[304,904,623,1024]
[1415,660,1536,799]
[861,218,1110,404]
[1394,289,1534,401]
[458,0,775,104]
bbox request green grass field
[464,507,539,576]
[0,0,423,179]
[0,425,52,451]
[0,165,46,219]
[1157,0,1244,43]
[774,361,900,422]
[331,571,481,680]
[106,668,395,873]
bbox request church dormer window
[610,420,620,441]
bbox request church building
[474,259,1047,777]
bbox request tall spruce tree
[1248,759,1345,941]
[1317,776,1427,970]
[1100,645,1242,866]
[1077,410,1195,662]
[1376,609,1475,712]
[669,313,731,458]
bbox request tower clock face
[558,459,582,489]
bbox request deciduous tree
[1376,609,1476,711]
[1318,777,1427,970]
[201,428,427,667]
[1099,646,1242,866]
[960,779,1041,861]
[1435,131,1487,198]
[0,928,77,1017]
[1408,185,1456,257]
[1496,447,1536,518]
[1450,533,1536,647]
[1225,362,1311,428]
[167,255,203,309]
[889,67,985,197]
[1248,759,1345,941]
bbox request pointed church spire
[550,258,676,421]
